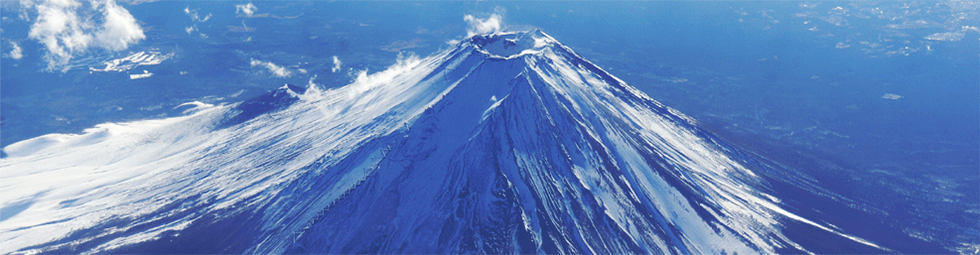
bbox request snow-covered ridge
[1,30,886,255]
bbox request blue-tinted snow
[0,30,882,254]
[1,1,977,254]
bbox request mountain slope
[2,30,886,254]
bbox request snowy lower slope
[2,30,885,254]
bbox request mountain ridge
[2,30,890,254]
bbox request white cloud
[349,52,420,87]
[94,0,143,50]
[236,3,257,17]
[184,6,210,22]
[332,55,342,73]
[185,26,195,34]
[882,93,902,100]
[8,41,23,59]
[463,10,505,37]
[24,0,145,71]
[250,59,291,78]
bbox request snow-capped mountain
[2,30,886,254]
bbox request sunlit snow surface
[2,31,885,254]
[89,51,172,73]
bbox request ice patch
[91,51,172,72]
[129,70,153,79]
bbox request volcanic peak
[467,29,557,59]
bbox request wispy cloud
[7,41,23,60]
[183,6,209,38]
[24,0,145,71]
[463,9,505,37]
[881,93,902,100]
[236,3,257,17]
[250,59,291,78]
[349,52,421,89]
[184,6,211,22]
[332,56,342,73]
